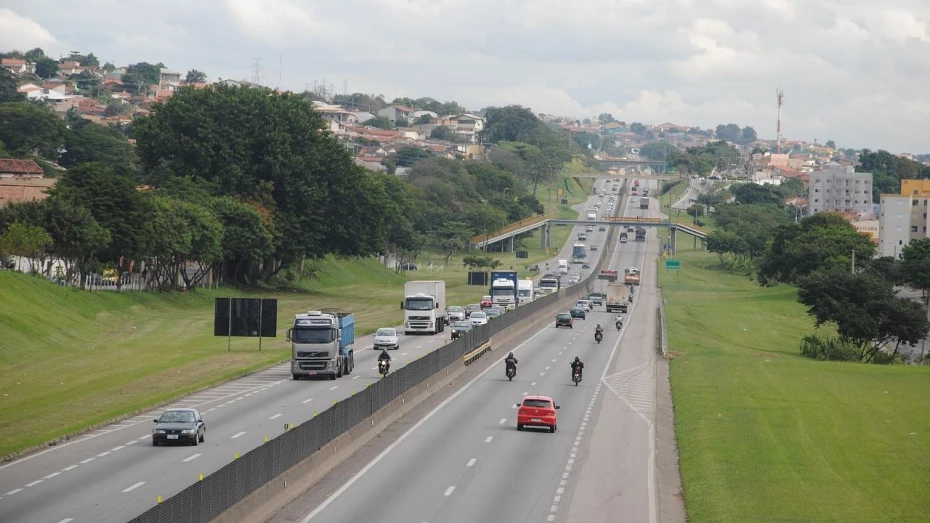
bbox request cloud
[0,1,928,152]
[0,8,62,55]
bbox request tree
[686,204,704,222]
[33,57,59,79]
[414,114,432,125]
[798,268,930,362]
[208,196,273,285]
[72,70,103,97]
[0,102,67,159]
[47,162,154,287]
[60,119,137,170]
[740,126,757,144]
[715,123,742,142]
[759,213,876,284]
[185,69,207,84]
[365,115,394,130]
[430,125,455,141]
[122,62,164,94]
[639,141,671,161]
[433,221,471,264]
[23,48,45,63]
[480,105,545,144]
[396,146,432,167]
[900,238,930,314]
[825,140,836,149]
[0,221,52,274]
[730,183,783,206]
[630,122,647,135]
[0,68,25,103]
[41,198,111,286]
[598,113,616,124]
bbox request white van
[558,259,569,274]
[518,279,534,305]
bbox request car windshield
[482,296,492,301]
[448,306,463,313]
[292,327,335,344]
[375,328,396,337]
[522,399,552,408]
[159,410,195,423]
[557,314,571,319]
[404,297,435,311]
[471,312,486,319]
[453,322,471,328]
[466,304,480,311]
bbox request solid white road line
[329,386,338,391]
[121,481,145,493]
[24,480,42,487]
[302,398,314,404]
[183,454,202,462]
[270,414,283,420]
[57,519,74,523]
[231,431,247,439]
[62,465,78,472]
[5,488,22,495]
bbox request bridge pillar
[539,223,550,250]
[509,235,515,252]
[700,237,707,251]
[670,227,677,255]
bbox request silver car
[373,327,399,350]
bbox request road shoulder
[655,354,687,523]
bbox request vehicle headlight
[181,429,195,434]
[154,429,166,434]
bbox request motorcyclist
[615,315,623,330]
[628,294,634,304]
[570,357,584,381]
[505,352,518,375]
[595,324,604,341]
[378,348,392,373]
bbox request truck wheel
[330,373,337,381]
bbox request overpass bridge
[469,215,707,254]
[567,172,681,181]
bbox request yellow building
[900,179,930,196]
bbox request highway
[0,181,618,523]
[271,179,659,523]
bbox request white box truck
[558,259,569,274]
[518,279,534,305]
[402,281,447,335]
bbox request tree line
[0,85,565,291]
[698,181,930,364]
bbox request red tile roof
[0,159,44,176]
[392,105,412,112]
[2,58,26,66]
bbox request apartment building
[807,162,873,216]
[878,180,930,258]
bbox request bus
[572,242,586,263]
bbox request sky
[1,0,928,153]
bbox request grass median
[660,249,930,523]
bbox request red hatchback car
[516,395,560,432]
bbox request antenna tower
[278,54,282,88]
[775,88,784,154]
[343,79,348,97]
[251,57,262,85]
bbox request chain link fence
[127,221,619,523]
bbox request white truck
[286,310,356,380]
[518,279,534,305]
[402,281,446,335]
[558,259,569,274]
[586,211,597,221]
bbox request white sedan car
[373,327,399,350]
[469,311,489,326]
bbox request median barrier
[127,196,622,523]
[463,339,492,365]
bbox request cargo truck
[635,227,646,241]
[624,267,641,285]
[587,212,597,221]
[287,310,356,380]
[538,273,560,295]
[605,284,629,313]
[518,279,535,305]
[640,197,649,209]
[558,259,569,274]
[402,281,446,334]
[490,270,519,310]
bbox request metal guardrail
[463,339,492,365]
[657,288,668,357]
[127,202,621,523]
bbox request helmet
[508,352,514,358]
[574,356,580,362]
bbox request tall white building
[807,162,873,216]
[878,180,930,259]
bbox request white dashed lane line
[183,454,202,462]
[270,413,283,420]
[466,459,476,467]
[121,481,145,493]
[24,480,42,487]
[302,398,314,404]
[231,431,247,439]
[443,486,455,496]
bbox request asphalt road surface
[272,180,657,523]
[0,182,617,523]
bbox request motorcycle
[572,368,582,386]
[628,295,634,304]
[616,321,622,331]
[506,363,516,381]
[595,330,603,344]
[378,359,390,377]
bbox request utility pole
[851,249,856,274]
[251,57,262,85]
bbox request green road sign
[665,260,681,270]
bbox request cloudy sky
[1,0,928,153]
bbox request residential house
[450,114,484,143]
[0,159,44,179]
[104,68,128,81]
[58,61,81,76]
[312,102,358,124]
[412,110,437,120]
[354,156,386,172]
[349,111,374,123]
[0,178,55,207]
[396,128,423,141]
[1,58,29,74]
[879,179,930,258]
[377,104,413,124]
[807,162,873,216]
[214,79,263,88]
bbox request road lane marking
[231,431,247,439]
[296,321,555,522]
[5,488,22,495]
[58,519,74,523]
[111,446,125,451]
[484,436,493,443]
[79,458,94,464]
[139,436,149,440]
[43,472,61,479]
[539,372,545,376]
[545,366,550,370]
[62,465,78,471]
[466,458,476,467]
[498,418,507,424]
[183,454,202,462]
[302,398,314,404]
[443,486,455,496]
[25,480,42,487]
[96,452,110,457]
[531,382,537,386]
[270,414,283,420]
[121,482,145,493]
[329,386,338,391]
[353,375,361,379]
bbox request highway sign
[665,260,681,270]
